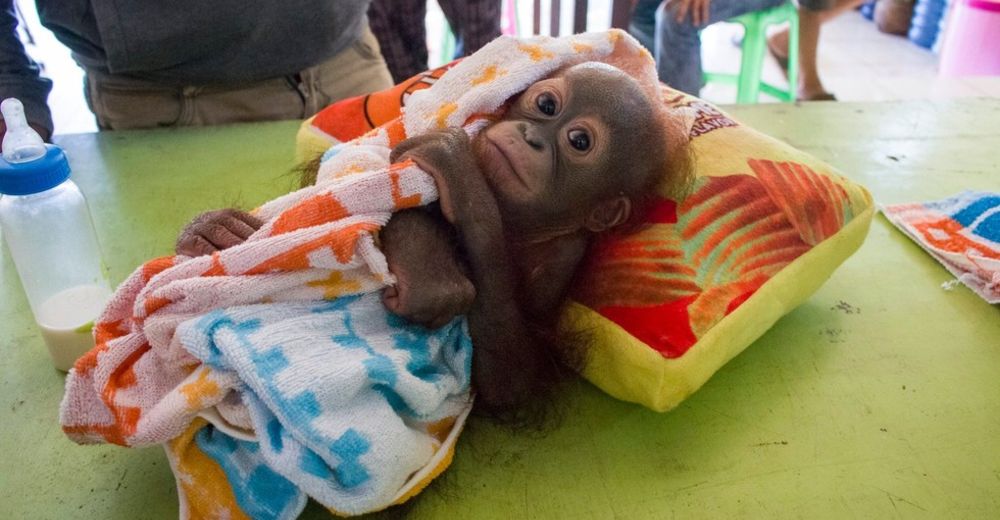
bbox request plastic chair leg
[736,20,766,103]
[441,29,456,65]
[701,2,800,103]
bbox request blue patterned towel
[177,293,473,518]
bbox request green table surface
[2,99,998,519]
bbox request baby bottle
[0,98,111,371]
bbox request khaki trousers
[84,26,394,130]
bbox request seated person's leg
[629,0,664,55]
[770,0,864,100]
[368,0,430,83]
[653,0,788,95]
[307,25,394,111]
[653,4,703,95]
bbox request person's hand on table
[666,0,711,26]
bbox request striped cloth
[883,191,1000,304]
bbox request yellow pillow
[297,77,874,413]
[562,87,874,411]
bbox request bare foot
[768,28,834,101]
[799,76,836,101]
[798,89,836,101]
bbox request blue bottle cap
[0,145,71,196]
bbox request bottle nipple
[1,98,47,163]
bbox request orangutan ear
[585,196,632,232]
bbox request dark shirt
[1,0,371,135]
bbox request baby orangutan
[176,63,691,418]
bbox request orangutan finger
[227,209,263,231]
[176,233,218,257]
[200,223,245,250]
[221,216,259,240]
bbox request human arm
[666,0,711,26]
[0,0,53,143]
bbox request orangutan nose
[518,122,545,151]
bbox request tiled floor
[11,0,1000,136]
[700,9,1000,103]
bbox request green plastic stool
[440,30,456,66]
[703,2,799,103]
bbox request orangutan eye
[536,93,558,116]
[568,129,591,151]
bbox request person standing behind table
[368,0,501,83]
[0,0,394,141]
[628,0,834,97]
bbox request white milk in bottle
[34,284,112,370]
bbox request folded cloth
[60,29,664,518]
[883,191,1000,304]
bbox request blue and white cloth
[178,293,473,517]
